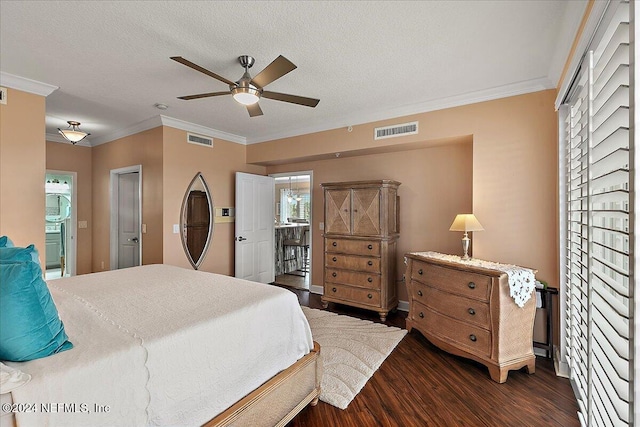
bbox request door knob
[128,237,139,243]
[237,236,247,241]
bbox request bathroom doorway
[45,171,77,279]
[270,172,312,290]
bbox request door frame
[109,165,142,270]
[46,169,77,276]
[269,170,313,289]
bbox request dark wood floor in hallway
[281,287,579,427]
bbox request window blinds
[562,1,633,425]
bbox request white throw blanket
[8,265,313,427]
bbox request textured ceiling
[0,1,586,145]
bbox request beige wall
[252,90,559,294]
[0,88,46,265]
[91,127,164,271]
[267,141,473,301]
[46,141,93,275]
[162,126,265,275]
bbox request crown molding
[246,77,555,144]
[46,132,92,147]
[159,115,246,145]
[90,116,163,146]
[90,114,247,146]
[0,72,58,96]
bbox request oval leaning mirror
[180,173,213,270]
[45,194,71,223]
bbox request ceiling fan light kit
[171,54,320,117]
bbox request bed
[2,264,321,427]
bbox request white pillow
[0,362,31,394]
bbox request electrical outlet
[78,220,88,229]
[101,261,105,270]
[0,87,6,105]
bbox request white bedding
[7,264,314,427]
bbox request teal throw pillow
[0,245,39,264]
[0,236,13,247]
[0,260,73,361]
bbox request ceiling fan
[171,55,320,117]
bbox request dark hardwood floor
[278,286,579,427]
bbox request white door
[117,172,140,268]
[235,172,275,283]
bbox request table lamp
[449,214,484,260]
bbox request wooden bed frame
[205,342,322,427]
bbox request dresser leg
[488,365,508,383]
[320,299,329,309]
[525,359,536,375]
[379,312,387,322]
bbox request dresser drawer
[325,283,381,307]
[411,301,491,358]
[411,261,491,302]
[325,253,381,273]
[325,268,381,290]
[325,238,380,256]
[411,281,490,329]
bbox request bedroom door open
[235,172,275,283]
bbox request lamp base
[461,233,471,260]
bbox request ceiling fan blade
[246,103,264,117]
[170,56,235,86]
[262,91,320,108]
[251,55,297,88]
[177,91,231,100]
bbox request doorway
[270,172,312,290]
[109,165,142,269]
[44,171,76,280]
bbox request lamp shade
[449,214,484,232]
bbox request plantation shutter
[561,0,634,426]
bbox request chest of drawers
[405,253,536,383]
[321,181,400,322]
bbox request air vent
[374,121,418,140]
[187,132,213,148]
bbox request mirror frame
[180,172,214,270]
[45,193,72,223]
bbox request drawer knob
[332,272,337,277]
[419,312,424,318]
[417,290,423,297]
[367,261,373,266]
[367,294,373,299]
[469,334,477,342]
[468,308,476,315]
[332,241,337,247]
[468,282,476,289]
[367,244,373,250]
[367,277,373,283]
[333,257,337,262]
[332,287,337,293]
[418,269,423,275]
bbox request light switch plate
[142,224,147,233]
[319,222,324,230]
[173,224,179,234]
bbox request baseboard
[310,285,323,295]
[397,300,409,312]
[554,346,570,378]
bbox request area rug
[302,307,407,409]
